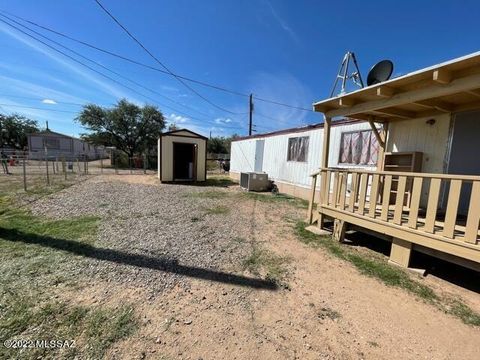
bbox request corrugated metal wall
[230,121,374,188]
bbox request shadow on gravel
[0,228,278,291]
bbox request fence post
[62,156,67,180]
[115,151,118,175]
[100,157,104,174]
[56,157,59,173]
[143,153,147,174]
[130,157,133,174]
[77,157,80,173]
[45,148,50,185]
[22,152,27,191]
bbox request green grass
[240,192,309,209]
[0,192,138,358]
[243,247,290,285]
[205,205,230,215]
[294,221,480,326]
[447,300,480,326]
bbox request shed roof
[161,128,208,140]
[313,51,480,122]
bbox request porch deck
[308,168,480,266]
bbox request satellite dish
[367,60,394,86]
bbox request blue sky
[0,0,479,138]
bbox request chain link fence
[1,148,157,194]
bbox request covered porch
[308,52,480,271]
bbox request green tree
[207,134,239,155]
[77,99,165,157]
[0,113,39,149]
[168,123,178,131]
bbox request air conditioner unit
[240,172,269,192]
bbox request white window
[287,136,309,162]
[339,130,379,165]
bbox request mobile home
[28,129,106,160]
[231,119,381,201]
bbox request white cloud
[214,117,232,124]
[264,0,299,44]
[42,99,57,104]
[0,23,144,103]
[168,113,189,124]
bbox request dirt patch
[3,175,479,359]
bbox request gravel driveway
[30,176,261,296]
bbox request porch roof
[313,51,480,122]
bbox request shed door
[254,140,265,172]
[447,111,480,214]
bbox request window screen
[43,138,60,149]
[339,130,379,165]
[287,136,309,162]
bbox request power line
[0,13,211,119]
[0,15,302,134]
[0,94,87,106]
[0,103,78,114]
[0,9,314,113]
[0,16,233,130]
[94,0,245,115]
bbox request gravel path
[30,176,258,295]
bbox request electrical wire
[94,0,245,115]
[0,103,78,114]
[0,16,239,131]
[0,12,211,119]
[0,9,314,112]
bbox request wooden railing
[309,168,480,245]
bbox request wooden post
[307,173,318,224]
[318,116,332,228]
[377,122,389,171]
[389,237,412,268]
[321,116,331,169]
[333,219,346,243]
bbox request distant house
[28,129,106,160]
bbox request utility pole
[248,94,253,136]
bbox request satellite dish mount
[330,51,364,97]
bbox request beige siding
[158,135,206,182]
[387,114,451,206]
[387,114,451,174]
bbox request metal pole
[22,153,27,191]
[45,148,50,185]
[130,157,133,174]
[77,157,80,173]
[248,93,253,136]
[62,156,67,180]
